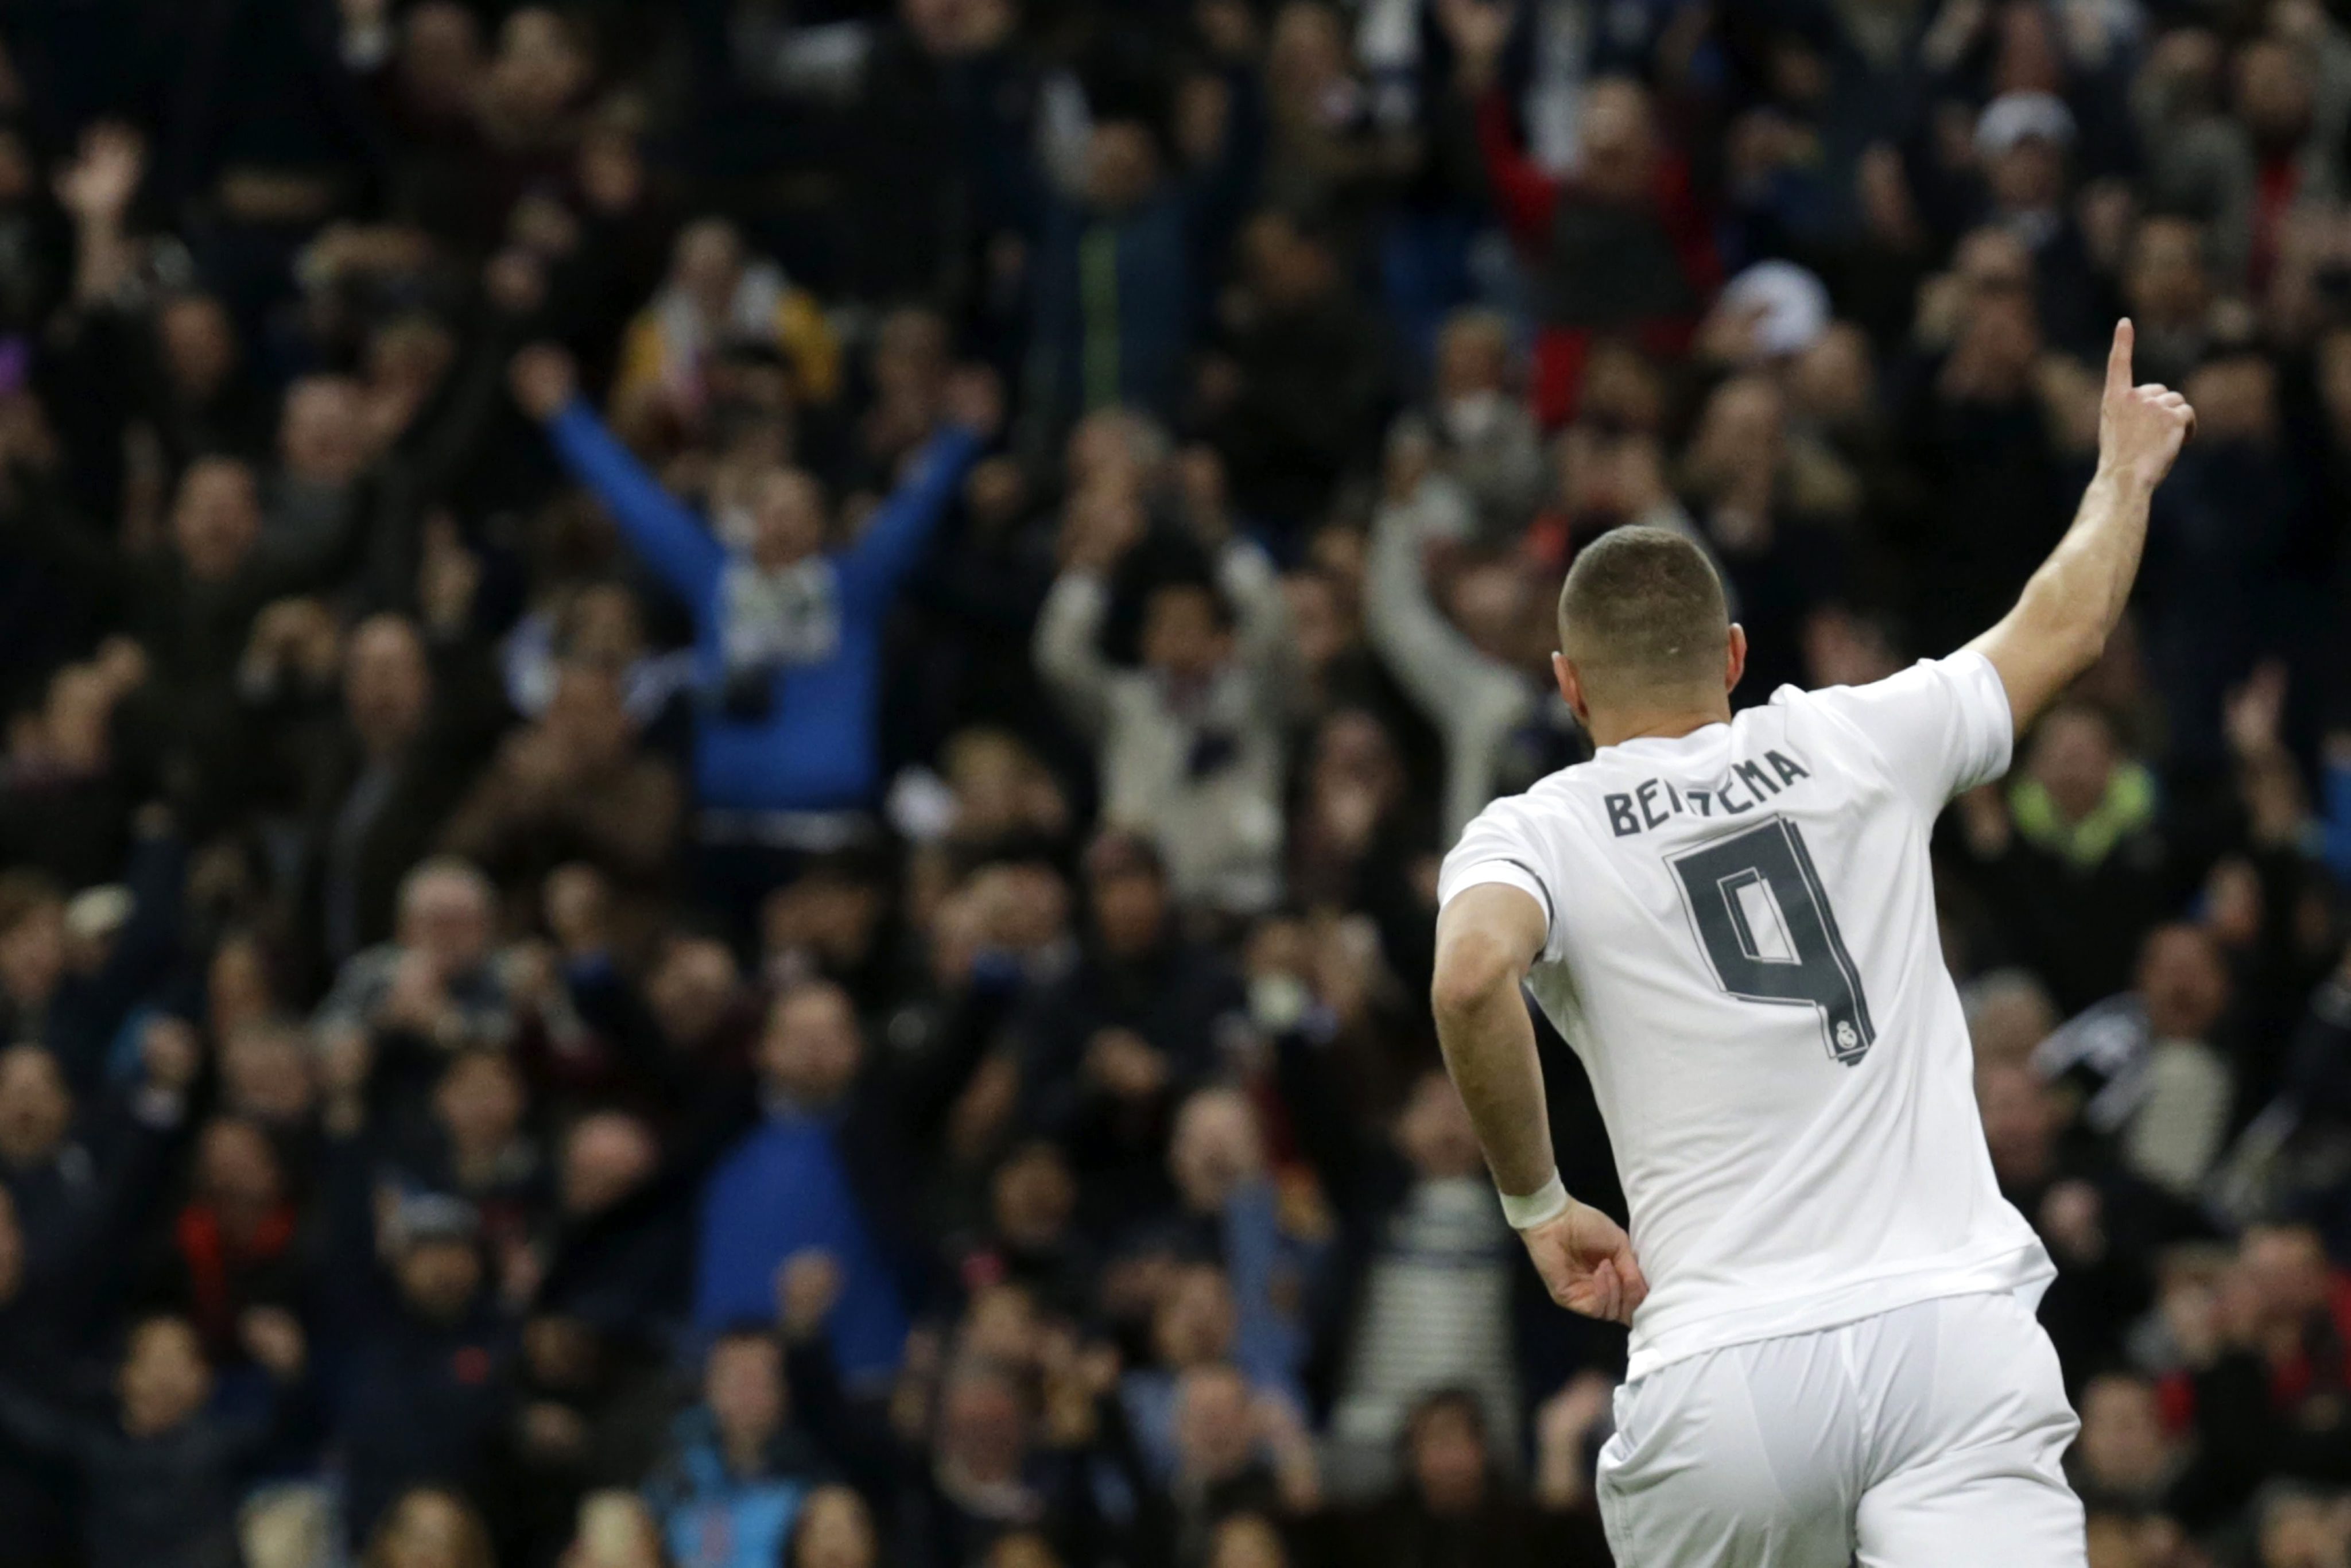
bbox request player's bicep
[1964,615,2063,742]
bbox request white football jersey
[1438,651,2053,1379]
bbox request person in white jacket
[1034,480,1297,916]
[1367,468,1732,841]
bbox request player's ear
[1725,624,1748,694]
[1553,651,1588,721]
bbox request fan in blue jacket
[508,346,996,819]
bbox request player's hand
[1521,1200,1648,1325]
[2097,318,2194,491]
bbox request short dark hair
[1557,526,1729,696]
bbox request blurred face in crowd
[2137,924,2228,1041]
[2240,1224,2331,1324]
[1577,79,1659,205]
[398,2,485,122]
[222,1020,316,1125]
[562,583,649,669]
[1087,853,1167,957]
[120,1316,211,1437]
[1141,583,1233,685]
[1242,214,1336,311]
[2075,1374,2173,1496]
[759,983,863,1107]
[1408,1396,1491,1515]
[748,467,827,571]
[647,936,741,1049]
[873,308,949,406]
[373,1488,487,1568]
[1954,226,2035,297]
[790,1485,878,1568]
[1282,570,1352,678]
[436,1051,525,1160]
[1206,1515,1289,1568]
[398,863,495,976]
[1446,559,1531,665]
[1065,409,1165,494]
[2026,706,2120,825]
[2236,39,2314,150]
[937,1366,1027,1483]
[1171,1089,1264,1214]
[1975,1060,2058,1187]
[544,663,631,774]
[704,1332,785,1456]
[0,888,65,1006]
[1268,2,1349,103]
[158,296,239,403]
[560,1112,657,1217]
[1988,134,2066,214]
[1434,311,1513,405]
[345,615,432,755]
[1965,973,2057,1066]
[2124,217,2209,329]
[398,1236,483,1324]
[1687,375,1785,498]
[1154,1264,1238,1368]
[1395,1072,1485,1180]
[488,7,589,129]
[2258,1486,2351,1568]
[172,459,262,582]
[1175,1365,1256,1482]
[674,220,745,323]
[195,1117,284,1221]
[1085,121,1163,212]
[1787,323,1875,429]
[991,1141,1076,1252]
[2185,354,2278,445]
[0,1046,71,1170]
[281,375,372,486]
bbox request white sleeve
[1437,798,1564,961]
[1797,650,2015,812]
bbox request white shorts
[1596,1290,2085,1567]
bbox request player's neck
[1585,701,1733,749]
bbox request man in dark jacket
[330,1194,517,1544]
[0,1309,309,1568]
[1011,833,1248,1230]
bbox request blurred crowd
[2,0,2351,1565]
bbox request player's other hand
[2097,318,2195,491]
[1522,1200,1648,1325]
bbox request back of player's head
[1557,525,1730,703]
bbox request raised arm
[511,346,726,610]
[1966,319,2194,735]
[1430,883,1646,1324]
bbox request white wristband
[1497,1173,1570,1231]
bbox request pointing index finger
[2106,317,2135,399]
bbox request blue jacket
[693,1109,910,1384]
[646,1406,823,1568]
[546,404,982,813]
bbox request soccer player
[1429,319,2194,1564]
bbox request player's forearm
[1432,944,1557,1199]
[2024,463,2153,660]
[1970,463,2154,729]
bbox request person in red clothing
[146,1117,305,1368]
[1437,0,1721,428]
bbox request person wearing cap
[1975,89,2103,355]
[331,1191,517,1546]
